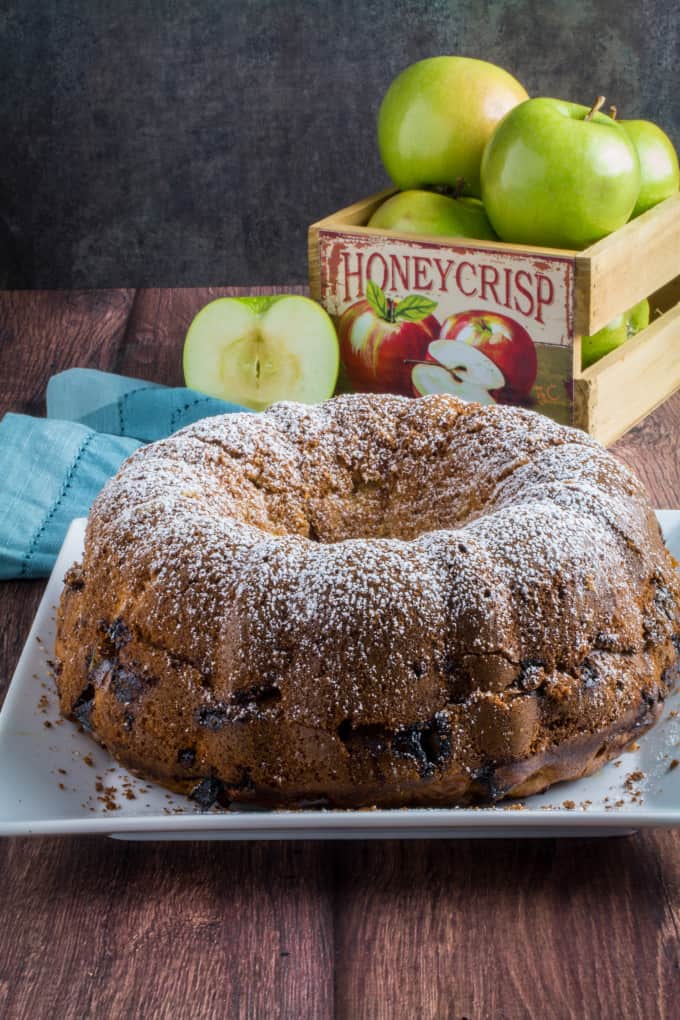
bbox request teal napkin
[0,369,248,580]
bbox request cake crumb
[625,770,645,787]
[82,754,95,767]
[562,800,576,810]
[669,759,679,772]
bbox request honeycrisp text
[339,248,558,325]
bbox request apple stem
[609,104,617,120]
[584,95,606,121]
[452,177,466,200]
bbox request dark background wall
[1,0,678,289]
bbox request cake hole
[337,719,352,742]
[518,659,545,691]
[197,704,229,730]
[581,663,599,687]
[393,714,451,776]
[64,566,85,592]
[231,683,281,709]
[420,721,451,769]
[308,520,321,542]
[110,666,154,703]
[410,660,427,679]
[71,683,95,730]
[101,617,131,650]
[190,776,227,810]
[337,721,389,755]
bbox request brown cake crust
[55,394,680,808]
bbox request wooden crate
[309,190,680,445]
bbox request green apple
[581,298,650,368]
[377,56,528,197]
[367,189,497,240]
[480,97,641,249]
[628,297,650,335]
[619,119,680,217]
[183,295,339,410]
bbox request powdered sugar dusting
[72,393,679,785]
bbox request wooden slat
[0,289,135,418]
[307,226,322,303]
[334,833,680,1019]
[310,189,576,258]
[575,193,680,336]
[574,299,680,445]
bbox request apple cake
[55,393,680,808]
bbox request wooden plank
[0,289,135,418]
[308,225,322,303]
[613,388,680,504]
[574,299,680,446]
[334,833,680,1019]
[575,193,680,336]
[0,834,334,1020]
[1,285,680,1020]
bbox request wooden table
[1,288,679,1019]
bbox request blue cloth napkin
[0,369,248,580]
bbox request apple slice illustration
[412,339,504,404]
[183,295,339,410]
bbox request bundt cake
[55,393,680,809]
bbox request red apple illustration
[440,309,537,402]
[338,281,440,395]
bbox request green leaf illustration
[366,279,389,320]
[394,294,438,322]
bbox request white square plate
[1,515,679,840]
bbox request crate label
[317,229,576,426]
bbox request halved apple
[412,340,504,404]
[412,363,498,404]
[183,295,340,410]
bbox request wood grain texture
[575,194,680,335]
[334,834,680,1019]
[576,304,680,447]
[0,287,679,1020]
[0,289,134,419]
